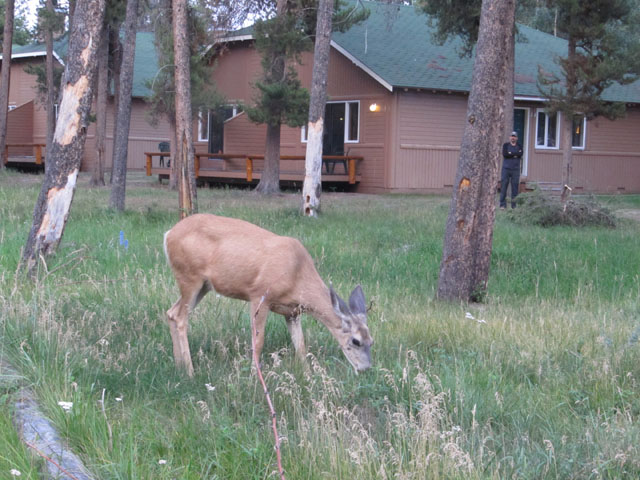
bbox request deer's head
[330,285,373,372]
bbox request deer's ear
[349,285,366,316]
[330,285,350,315]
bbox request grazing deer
[163,213,373,376]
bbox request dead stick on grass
[252,293,286,480]
[24,440,83,480]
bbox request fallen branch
[251,294,286,480]
[24,440,83,480]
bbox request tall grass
[1,169,640,478]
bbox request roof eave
[3,50,65,66]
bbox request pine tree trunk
[108,25,122,184]
[503,28,515,140]
[0,0,15,169]
[437,0,516,302]
[560,35,576,196]
[302,0,333,217]
[45,0,55,173]
[90,26,109,187]
[256,123,281,194]
[168,115,178,189]
[109,0,139,210]
[21,0,106,275]
[172,0,197,217]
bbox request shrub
[510,188,616,227]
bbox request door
[513,108,529,176]
[208,106,234,154]
[323,103,345,155]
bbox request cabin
[3,1,640,193]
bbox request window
[536,109,559,149]
[8,104,17,111]
[572,115,586,149]
[301,100,360,143]
[198,110,209,142]
[198,106,242,143]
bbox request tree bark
[21,0,106,275]
[0,0,15,169]
[44,0,55,173]
[503,28,515,141]
[302,0,333,217]
[560,35,577,194]
[437,0,516,302]
[255,0,287,195]
[108,24,122,184]
[90,24,109,187]
[256,123,282,194]
[172,0,197,217]
[109,0,139,210]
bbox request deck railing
[4,144,46,165]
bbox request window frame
[535,108,560,150]
[301,100,361,144]
[571,114,587,150]
[197,106,242,143]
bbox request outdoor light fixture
[369,103,381,112]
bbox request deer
[163,213,373,377]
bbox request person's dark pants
[500,167,520,208]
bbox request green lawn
[1,170,640,479]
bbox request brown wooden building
[3,1,640,193]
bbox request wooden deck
[145,152,363,186]
[4,144,45,170]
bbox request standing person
[500,131,523,209]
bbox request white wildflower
[158,459,167,465]
[10,469,22,476]
[205,383,216,392]
[115,397,123,402]
[58,401,73,411]
[465,312,475,320]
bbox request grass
[1,169,640,478]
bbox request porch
[3,144,45,170]
[145,152,363,187]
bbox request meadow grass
[1,169,640,479]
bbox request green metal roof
[9,31,158,98]
[330,1,640,103]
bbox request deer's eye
[351,338,362,347]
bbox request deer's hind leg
[167,280,212,377]
[286,315,307,361]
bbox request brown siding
[525,106,640,192]
[211,42,390,192]
[391,91,466,192]
[6,101,34,155]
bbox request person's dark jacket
[502,142,523,170]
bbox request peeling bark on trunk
[109,0,139,210]
[437,0,515,302]
[256,123,281,195]
[0,0,15,168]
[302,0,333,217]
[172,0,197,217]
[21,0,106,275]
[90,26,109,187]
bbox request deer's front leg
[286,315,307,361]
[167,298,194,377]
[250,299,269,366]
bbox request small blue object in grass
[119,230,129,250]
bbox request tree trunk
[108,24,122,184]
[0,0,15,169]
[109,0,139,210]
[255,0,287,195]
[90,25,109,187]
[302,0,333,217]
[437,0,516,302]
[21,0,106,275]
[45,0,55,173]
[172,0,197,217]
[503,28,515,141]
[168,114,178,189]
[256,123,282,194]
[560,35,577,196]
